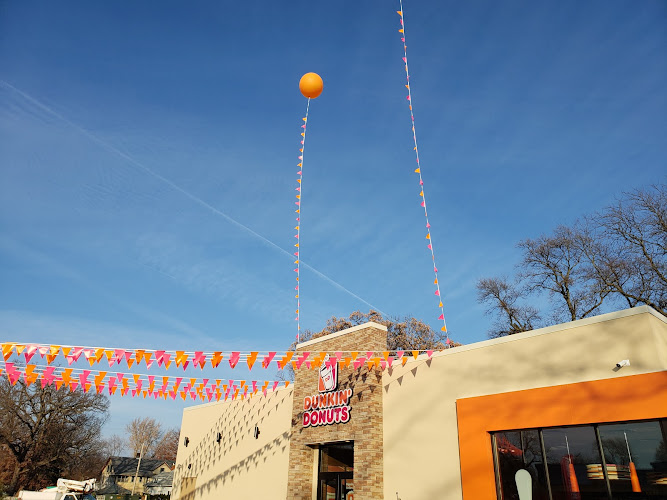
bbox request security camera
[616,359,630,368]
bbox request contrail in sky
[0,80,386,315]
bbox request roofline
[431,305,665,359]
[296,321,388,349]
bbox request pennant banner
[0,343,455,372]
[396,3,449,337]
[293,100,312,343]
[0,362,290,402]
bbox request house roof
[146,471,173,488]
[105,457,175,476]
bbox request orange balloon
[299,72,323,99]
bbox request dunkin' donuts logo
[302,354,352,428]
[319,354,337,392]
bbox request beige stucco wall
[173,386,294,500]
[382,306,667,500]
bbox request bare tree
[0,378,109,495]
[477,277,540,337]
[125,417,163,458]
[101,434,127,458]
[477,185,666,336]
[519,225,610,322]
[583,185,666,315]
[152,428,180,461]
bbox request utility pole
[132,443,145,496]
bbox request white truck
[17,478,96,500]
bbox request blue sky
[1,1,665,437]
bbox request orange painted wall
[456,371,667,500]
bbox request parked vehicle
[17,478,96,500]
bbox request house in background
[97,457,175,500]
[145,471,174,499]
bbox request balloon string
[397,2,448,338]
[295,98,311,343]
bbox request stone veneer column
[286,323,387,500]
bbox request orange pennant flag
[397,10,402,15]
[402,357,409,367]
[415,168,420,173]
[382,351,389,361]
[351,352,358,360]
[133,374,140,384]
[105,350,114,362]
[412,350,419,360]
[2,343,14,361]
[15,344,26,356]
[94,348,105,363]
[398,28,404,33]
[441,326,447,332]
[247,352,258,370]
[61,347,71,357]
[46,354,58,364]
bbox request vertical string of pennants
[294,99,311,343]
[397,2,449,340]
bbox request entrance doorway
[317,442,354,500]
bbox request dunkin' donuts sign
[303,354,352,428]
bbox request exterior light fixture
[216,432,222,444]
[184,437,189,447]
[616,359,630,368]
[254,425,260,439]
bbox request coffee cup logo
[318,354,337,392]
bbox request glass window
[493,420,666,500]
[542,426,608,500]
[493,430,550,500]
[598,420,667,498]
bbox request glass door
[318,442,354,500]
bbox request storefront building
[173,306,667,499]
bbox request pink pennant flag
[272,381,279,391]
[193,351,207,369]
[79,371,90,387]
[155,350,166,366]
[421,201,426,207]
[435,290,440,296]
[396,350,404,358]
[229,352,240,369]
[145,359,154,369]
[252,381,257,393]
[23,344,38,363]
[428,244,432,250]
[387,356,394,368]
[366,351,374,359]
[38,345,49,357]
[427,350,434,358]
[262,352,276,368]
[41,366,56,387]
[353,357,366,370]
[402,57,407,62]
[438,314,444,320]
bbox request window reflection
[495,430,549,500]
[492,419,666,500]
[542,426,607,500]
[598,420,667,498]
